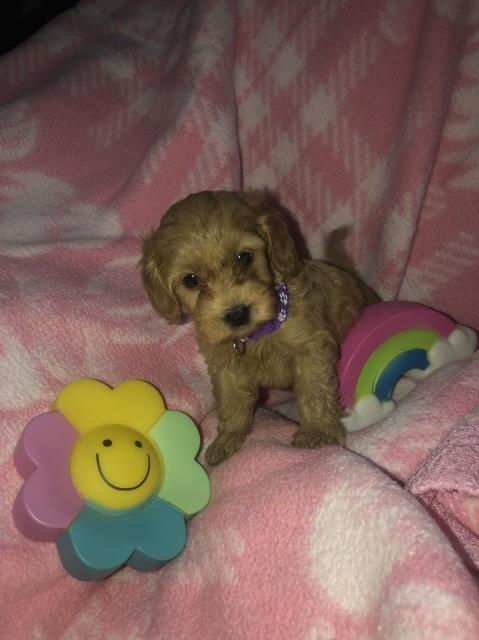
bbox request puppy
[141,191,378,465]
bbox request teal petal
[56,499,186,581]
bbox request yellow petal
[52,379,165,435]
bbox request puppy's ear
[140,231,182,324]
[241,191,301,279]
[258,211,301,278]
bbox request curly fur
[141,191,378,464]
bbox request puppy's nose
[224,304,250,327]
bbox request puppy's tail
[324,226,380,304]
[323,226,358,275]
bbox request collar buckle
[233,338,246,355]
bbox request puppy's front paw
[205,432,247,465]
[292,427,345,449]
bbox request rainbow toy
[338,302,477,431]
[13,379,210,581]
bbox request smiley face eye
[183,273,199,289]
[236,251,253,267]
[102,439,112,447]
[135,440,142,448]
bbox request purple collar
[233,282,289,353]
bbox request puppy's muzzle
[224,304,250,327]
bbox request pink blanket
[1,0,479,638]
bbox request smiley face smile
[70,424,163,511]
[95,452,151,491]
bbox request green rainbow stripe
[354,329,441,401]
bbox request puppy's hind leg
[205,369,259,465]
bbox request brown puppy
[141,191,378,465]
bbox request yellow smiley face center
[70,424,164,511]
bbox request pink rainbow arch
[338,302,456,408]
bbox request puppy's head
[141,191,301,344]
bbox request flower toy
[338,302,477,431]
[13,379,211,581]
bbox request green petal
[149,411,210,517]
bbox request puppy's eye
[236,251,253,266]
[183,273,199,289]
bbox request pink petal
[13,412,83,541]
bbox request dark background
[1,0,80,55]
